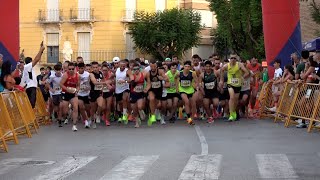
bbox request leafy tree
[209,0,265,60]
[129,8,202,60]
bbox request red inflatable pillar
[0,0,19,64]
[262,0,302,78]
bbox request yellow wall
[20,0,180,63]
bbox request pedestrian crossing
[0,153,319,180]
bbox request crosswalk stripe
[99,155,159,180]
[256,154,298,179]
[0,158,32,175]
[178,154,222,180]
[32,156,97,180]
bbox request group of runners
[43,54,264,131]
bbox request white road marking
[32,156,97,180]
[178,154,222,180]
[0,158,32,175]
[256,154,298,179]
[99,155,159,180]
[194,125,208,156]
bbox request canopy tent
[303,37,320,52]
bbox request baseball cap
[165,58,171,62]
[112,57,120,63]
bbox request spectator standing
[22,41,45,108]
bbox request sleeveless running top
[131,73,144,93]
[90,71,104,92]
[227,62,242,87]
[166,70,179,94]
[203,72,217,92]
[62,72,78,92]
[149,69,162,91]
[179,71,194,94]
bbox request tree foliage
[129,8,202,60]
[209,0,265,60]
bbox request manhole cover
[22,160,55,166]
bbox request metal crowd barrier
[259,81,274,119]
[35,88,51,125]
[260,80,320,133]
[0,89,48,152]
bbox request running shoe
[187,118,195,125]
[148,115,156,126]
[160,115,166,125]
[72,125,78,132]
[64,119,68,124]
[96,114,101,123]
[105,119,110,126]
[122,114,128,125]
[207,117,214,124]
[58,119,62,127]
[84,120,90,128]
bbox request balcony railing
[122,9,136,22]
[70,8,95,22]
[38,9,63,23]
[23,50,136,64]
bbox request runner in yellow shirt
[219,54,249,121]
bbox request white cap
[112,57,120,63]
[144,60,149,64]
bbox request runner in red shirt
[247,57,262,117]
[59,62,80,131]
[129,63,145,128]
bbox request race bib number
[103,85,109,92]
[205,82,215,89]
[151,81,161,88]
[94,85,103,91]
[116,80,126,87]
[231,78,239,85]
[181,80,191,87]
[134,85,144,93]
[243,80,249,87]
[80,84,87,91]
[170,82,176,88]
[54,86,61,91]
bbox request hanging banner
[262,0,302,78]
[0,0,19,64]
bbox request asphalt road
[1,118,320,180]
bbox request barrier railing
[0,94,19,145]
[1,92,32,138]
[259,81,274,118]
[0,90,48,152]
[274,82,301,123]
[35,88,51,125]
[15,91,39,132]
[285,83,320,128]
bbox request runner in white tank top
[115,61,130,123]
[77,62,91,128]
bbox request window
[47,0,59,21]
[197,10,213,28]
[78,32,91,63]
[155,0,166,12]
[47,33,59,63]
[78,0,91,20]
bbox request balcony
[122,9,136,22]
[38,9,63,23]
[70,8,95,23]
